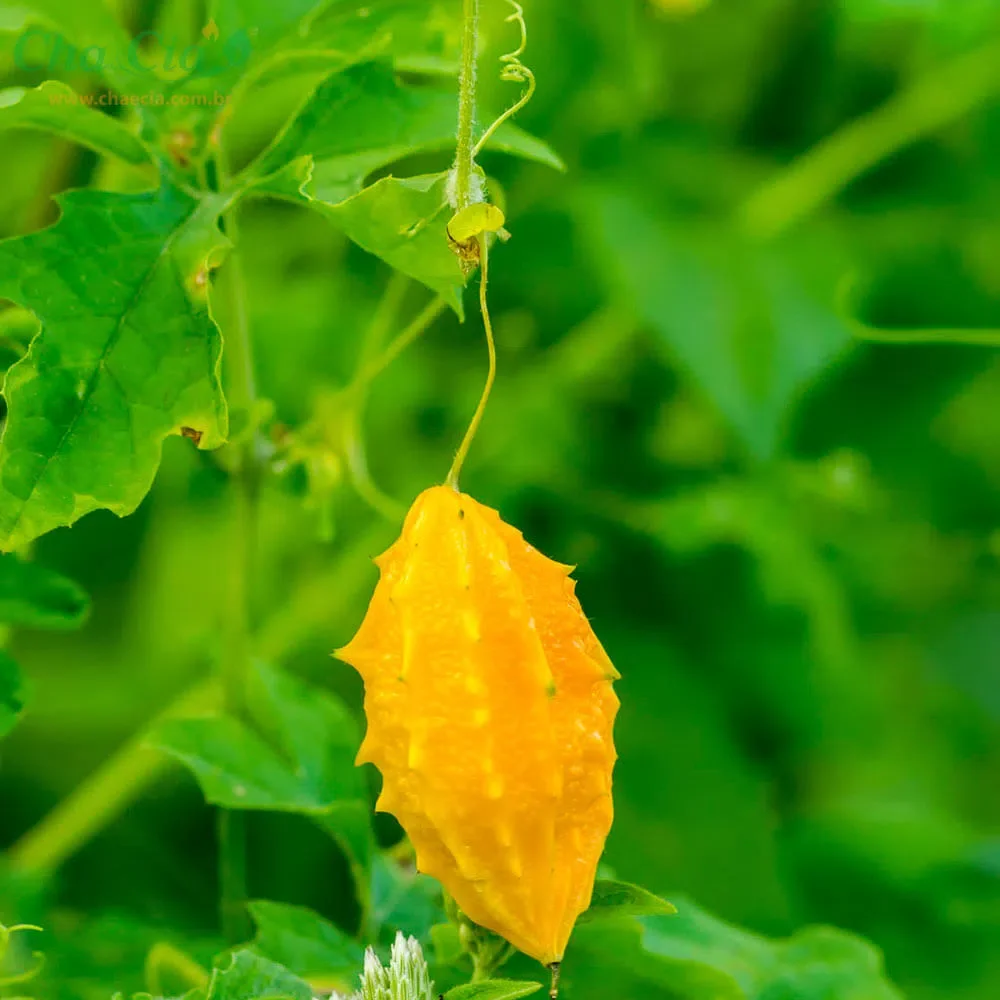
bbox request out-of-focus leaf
[0,554,88,629]
[577,880,676,924]
[150,714,319,810]
[560,920,718,1000]
[370,854,445,946]
[2,0,132,92]
[265,1,463,80]
[587,189,852,457]
[429,922,464,967]
[247,900,363,989]
[0,652,25,740]
[253,62,562,204]
[246,662,361,805]
[598,633,793,928]
[16,910,221,1000]
[641,896,904,999]
[149,662,372,876]
[246,661,372,878]
[842,0,998,37]
[140,2,459,180]
[445,982,542,1000]
[0,83,149,165]
[0,187,230,551]
[205,949,312,1000]
[176,0,457,104]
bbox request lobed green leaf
[0,186,230,551]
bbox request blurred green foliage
[2,0,1000,997]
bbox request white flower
[341,932,435,1000]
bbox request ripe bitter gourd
[337,486,619,965]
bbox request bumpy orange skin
[336,486,619,965]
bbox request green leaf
[150,714,320,811]
[254,62,562,204]
[370,854,445,945]
[0,553,88,629]
[206,950,312,1000]
[445,983,542,1000]
[314,172,464,314]
[594,632,792,927]
[247,900,363,988]
[177,0,458,103]
[0,83,150,165]
[429,922,464,966]
[2,0,133,93]
[149,662,372,875]
[0,186,230,550]
[588,190,852,458]
[0,652,25,740]
[640,896,904,999]
[251,164,462,312]
[246,660,361,804]
[577,880,676,924]
[246,661,372,878]
[566,918,734,1000]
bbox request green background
[2,0,1000,997]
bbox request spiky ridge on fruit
[337,486,619,965]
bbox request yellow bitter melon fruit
[336,485,619,965]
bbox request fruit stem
[446,236,496,490]
[549,962,562,999]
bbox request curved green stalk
[7,682,218,872]
[345,296,448,400]
[741,40,1000,240]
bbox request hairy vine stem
[453,0,481,211]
